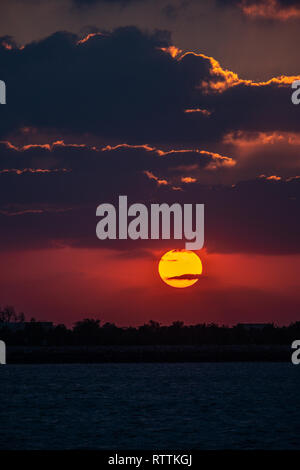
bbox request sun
[158,249,203,288]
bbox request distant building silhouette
[237,323,271,331]
[0,321,54,331]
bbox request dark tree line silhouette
[0,305,25,323]
[0,306,300,346]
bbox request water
[0,363,299,449]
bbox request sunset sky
[0,0,299,326]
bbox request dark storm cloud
[213,82,300,134]
[0,27,191,143]
[0,141,299,255]
[0,141,234,208]
[0,27,299,144]
[0,141,233,186]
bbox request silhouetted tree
[0,305,16,322]
[73,318,101,344]
[1,305,300,347]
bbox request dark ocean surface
[1,363,299,449]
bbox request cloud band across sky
[0,140,299,255]
[0,27,299,145]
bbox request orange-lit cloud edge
[1,35,300,187]
[2,34,299,95]
[0,140,236,190]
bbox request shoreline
[6,344,292,364]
